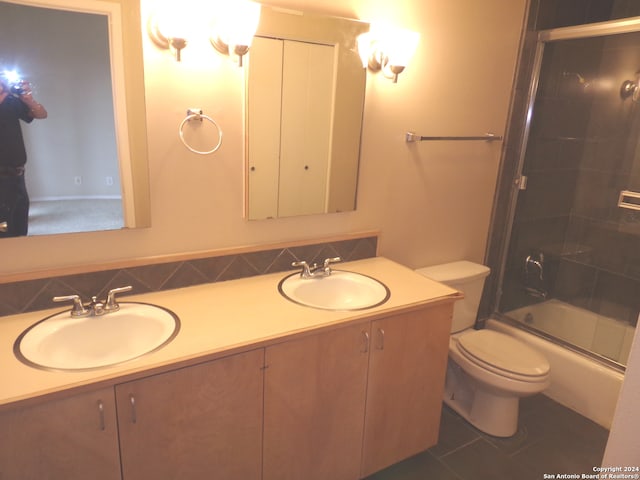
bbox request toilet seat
[457,330,550,382]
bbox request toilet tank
[416,261,490,333]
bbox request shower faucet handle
[525,253,544,280]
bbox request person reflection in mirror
[0,76,47,237]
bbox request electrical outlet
[106,176,114,186]
[74,176,82,185]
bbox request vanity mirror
[246,6,368,220]
[0,0,150,237]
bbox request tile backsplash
[0,236,378,317]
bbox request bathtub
[486,306,627,429]
[505,299,635,365]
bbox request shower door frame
[492,16,640,370]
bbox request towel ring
[179,109,223,155]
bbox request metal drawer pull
[376,328,385,350]
[129,394,137,424]
[361,331,370,353]
[97,400,105,431]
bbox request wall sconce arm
[359,26,419,83]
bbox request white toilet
[416,261,550,437]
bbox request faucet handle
[323,257,342,269]
[105,286,133,312]
[292,261,313,278]
[0,221,7,233]
[53,294,89,317]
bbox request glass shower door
[498,22,640,367]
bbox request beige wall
[2,0,527,276]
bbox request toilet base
[443,361,520,437]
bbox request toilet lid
[457,330,550,377]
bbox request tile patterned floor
[366,394,610,480]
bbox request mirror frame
[245,6,369,220]
[113,0,151,228]
[2,0,151,230]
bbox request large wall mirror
[246,6,368,220]
[0,0,150,237]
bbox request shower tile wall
[482,0,640,328]
[505,32,640,326]
[537,0,640,30]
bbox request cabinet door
[361,304,453,477]
[116,349,264,480]
[0,387,121,480]
[263,323,370,480]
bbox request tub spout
[524,286,547,299]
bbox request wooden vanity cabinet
[0,301,452,480]
[0,387,121,480]
[360,303,452,477]
[263,322,370,480]
[115,348,264,480]
[0,349,264,480]
[263,303,453,480]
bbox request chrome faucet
[53,286,133,317]
[524,252,547,299]
[525,253,544,281]
[292,257,342,278]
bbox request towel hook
[179,108,223,155]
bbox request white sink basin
[278,270,390,311]
[15,302,180,371]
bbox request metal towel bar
[618,190,640,211]
[405,131,503,143]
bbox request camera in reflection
[2,69,25,96]
[9,82,25,95]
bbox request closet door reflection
[247,37,335,220]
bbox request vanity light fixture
[360,26,420,83]
[210,0,261,67]
[147,8,191,61]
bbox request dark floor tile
[440,438,538,480]
[364,450,461,480]
[513,434,607,478]
[528,398,609,443]
[361,396,609,480]
[512,408,609,477]
[520,392,559,417]
[429,406,480,457]
[480,420,541,456]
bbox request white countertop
[0,257,461,410]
